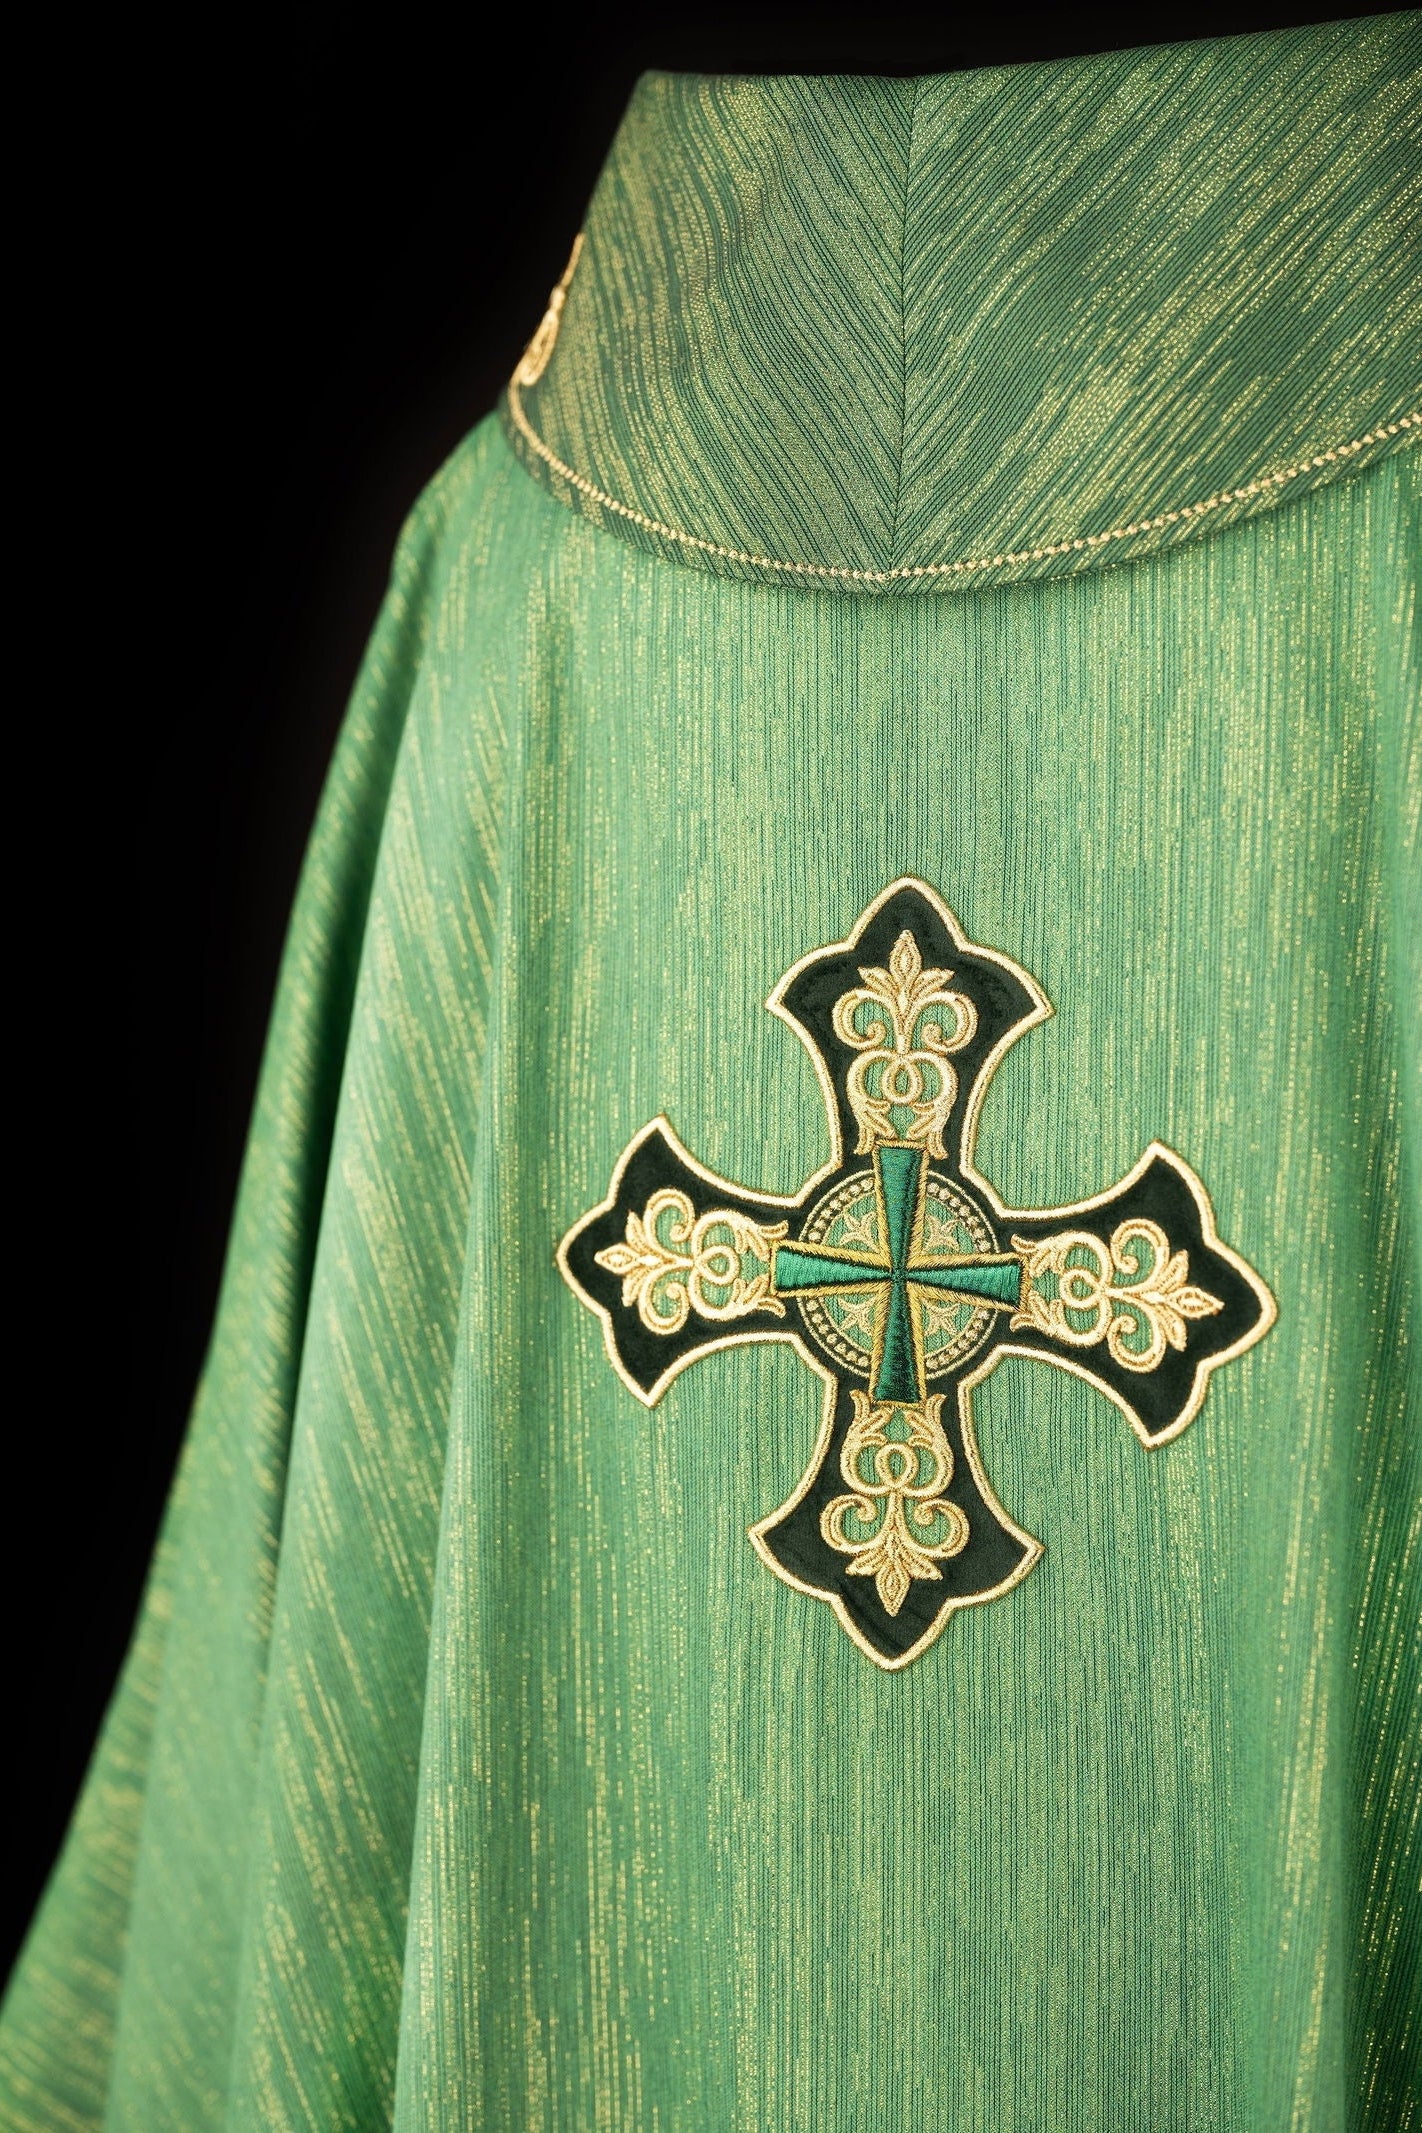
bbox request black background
[9,2,1385,1977]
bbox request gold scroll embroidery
[513,233,585,388]
[1011,1219,1224,1372]
[595,1189,787,1334]
[831,930,977,1156]
[821,1393,970,1615]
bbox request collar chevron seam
[504,385,1422,587]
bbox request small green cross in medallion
[774,1144,1021,1404]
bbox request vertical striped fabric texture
[3,19,1418,2132]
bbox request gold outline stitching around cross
[557,878,1277,1669]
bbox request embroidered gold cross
[559,880,1275,1668]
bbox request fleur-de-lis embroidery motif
[821,1393,969,1615]
[831,930,977,1156]
[1011,1221,1224,1372]
[595,1189,787,1333]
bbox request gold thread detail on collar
[513,233,585,389]
[507,367,1419,584]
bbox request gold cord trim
[513,235,584,388]
[506,380,1420,584]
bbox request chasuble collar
[502,16,1420,594]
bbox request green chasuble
[5,18,1420,2131]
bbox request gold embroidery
[558,880,1278,1669]
[921,1294,970,1340]
[794,1166,999,1382]
[832,930,976,1156]
[594,1188,787,1333]
[835,1206,879,1250]
[513,234,584,388]
[922,1198,966,1253]
[1011,1219,1224,1372]
[507,365,1420,583]
[821,1393,969,1616]
[833,1292,880,1341]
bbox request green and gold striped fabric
[505,17,1420,589]
[3,19,1418,2133]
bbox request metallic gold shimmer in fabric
[3,25,1419,2133]
[503,18,1421,591]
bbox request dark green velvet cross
[561,881,1277,1666]
[772,1144,1021,1403]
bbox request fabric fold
[3,30,1418,2133]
